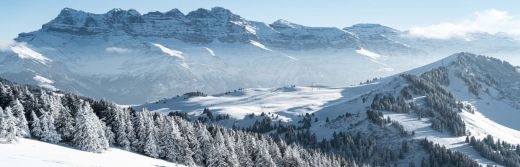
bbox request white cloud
[0,40,15,51]
[105,47,131,54]
[408,9,520,39]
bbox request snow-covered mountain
[137,53,520,166]
[0,7,403,104]
[3,7,520,104]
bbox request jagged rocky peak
[270,19,303,29]
[186,7,249,25]
[48,8,90,26]
[141,9,188,24]
[344,23,400,35]
[39,7,146,36]
[105,8,144,23]
[143,9,185,19]
[57,8,87,17]
[164,9,184,16]
[19,7,363,49]
[50,7,144,25]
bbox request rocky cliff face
[19,7,360,50]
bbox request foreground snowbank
[0,138,185,167]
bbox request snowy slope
[139,86,350,123]
[137,53,520,166]
[0,138,185,167]
[139,81,501,165]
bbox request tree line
[0,78,358,166]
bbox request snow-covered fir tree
[143,112,159,158]
[72,102,108,152]
[30,110,43,139]
[39,110,61,143]
[56,107,74,141]
[0,107,18,143]
[10,99,29,137]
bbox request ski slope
[0,138,185,167]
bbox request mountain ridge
[5,7,520,104]
[136,52,520,166]
[18,7,360,50]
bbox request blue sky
[1,0,520,42]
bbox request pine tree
[267,138,283,165]
[113,109,130,150]
[0,107,18,143]
[134,111,147,152]
[30,110,43,139]
[222,129,239,167]
[56,107,74,141]
[253,139,276,167]
[234,132,253,166]
[143,113,158,158]
[0,107,6,139]
[72,102,108,152]
[11,99,30,137]
[39,110,61,143]
[124,109,137,151]
[207,128,229,167]
[163,116,181,162]
[194,122,212,165]
[176,118,196,165]
[152,113,165,158]
[102,121,115,146]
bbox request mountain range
[3,7,520,103]
[1,7,520,167]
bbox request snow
[152,43,185,59]
[105,47,131,54]
[460,104,520,145]
[9,44,52,64]
[33,75,57,90]
[0,138,185,167]
[141,86,347,122]
[249,40,272,51]
[245,25,257,35]
[383,111,501,166]
[382,98,520,166]
[356,48,382,60]
[285,55,298,61]
[204,47,216,56]
[376,67,394,72]
[272,19,300,28]
[33,75,54,84]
